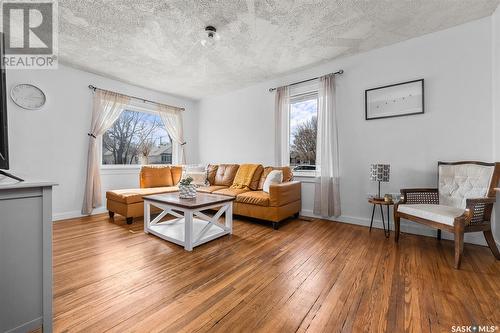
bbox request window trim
[290,91,318,104]
[293,170,317,178]
[99,103,177,169]
[288,90,319,176]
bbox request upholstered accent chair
[394,161,500,269]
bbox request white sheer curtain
[82,90,130,215]
[274,86,290,166]
[157,104,186,165]
[314,74,341,217]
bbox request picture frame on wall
[365,79,424,120]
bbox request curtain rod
[268,70,344,92]
[88,85,185,111]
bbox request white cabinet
[0,182,54,333]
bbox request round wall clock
[10,84,46,110]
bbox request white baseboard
[300,209,487,246]
[53,207,494,247]
[53,207,107,221]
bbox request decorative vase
[179,184,197,199]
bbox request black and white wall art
[365,79,424,120]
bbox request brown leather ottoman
[106,186,179,224]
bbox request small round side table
[368,198,394,238]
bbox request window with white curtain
[101,103,178,167]
[288,81,319,174]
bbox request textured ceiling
[58,0,499,99]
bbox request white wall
[492,5,500,245]
[4,64,199,220]
[198,17,494,245]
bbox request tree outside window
[289,94,318,171]
[102,110,172,165]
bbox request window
[161,153,171,164]
[289,92,318,172]
[102,109,172,166]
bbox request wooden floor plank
[52,213,500,332]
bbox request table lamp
[370,164,390,200]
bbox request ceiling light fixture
[200,26,220,47]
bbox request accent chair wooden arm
[463,197,496,225]
[399,188,439,205]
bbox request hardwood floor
[53,214,500,332]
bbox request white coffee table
[143,192,235,251]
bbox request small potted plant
[179,176,197,199]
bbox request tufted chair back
[438,162,495,209]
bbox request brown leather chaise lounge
[106,165,183,224]
[106,164,301,229]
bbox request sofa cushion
[213,187,250,197]
[207,164,218,185]
[263,170,283,193]
[183,165,208,186]
[397,204,465,226]
[140,165,173,188]
[139,165,183,188]
[197,185,228,193]
[183,170,207,186]
[214,164,240,186]
[258,166,293,190]
[236,191,270,207]
[170,166,183,185]
[107,186,179,204]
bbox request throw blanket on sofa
[231,164,260,189]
